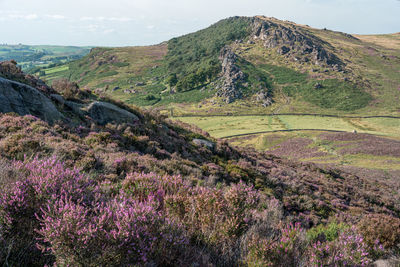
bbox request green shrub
[307,221,348,242]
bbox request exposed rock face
[0,61,139,126]
[0,60,56,95]
[0,77,63,123]
[51,94,139,125]
[85,101,139,125]
[193,138,215,150]
[251,18,343,70]
[216,46,245,103]
[256,91,273,107]
[373,259,400,267]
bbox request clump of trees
[164,17,252,91]
[165,64,220,92]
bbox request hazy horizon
[1,0,399,47]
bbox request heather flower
[307,226,379,266]
[37,195,187,266]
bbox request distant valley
[0,44,91,71]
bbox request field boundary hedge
[173,113,400,119]
[221,129,375,139]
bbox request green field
[174,115,400,138]
[0,44,91,71]
[173,114,400,178]
[44,65,69,74]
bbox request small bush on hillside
[306,226,384,266]
[37,195,187,266]
[0,157,94,266]
[307,221,348,242]
[52,78,80,99]
[245,222,307,267]
[358,213,400,251]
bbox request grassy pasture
[174,115,400,139]
[175,114,400,176]
[44,65,69,74]
[226,127,400,178]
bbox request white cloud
[8,13,38,20]
[0,0,399,46]
[108,17,133,22]
[85,24,99,32]
[103,29,115,34]
[46,14,66,19]
[80,16,133,22]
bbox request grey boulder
[0,77,63,123]
[85,101,139,125]
[193,138,215,150]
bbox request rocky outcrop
[216,46,245,103]
[373,259,400,267]
[0,60,56,95]
[193,138,215,150]
[251,18,343,70]
[52,94,140,125]
[0,77,63,123]
[256,91,273,107]
[0,61,139,126]
[85,101,139,125]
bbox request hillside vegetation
[1,63,399,266]
[165,17,251,91]
[33,16,400,116]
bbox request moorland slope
[0,61,399,266]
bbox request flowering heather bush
[37,195,187,266]
[0,155,395,266]
[122,172,189,200]
[0,158,190,266]
[245,222,306,267]
[176,181,260,244]
[319,132,400,157]
[0,157,96,265]
[306,226,384,266]
[358,213,400,251]
[1,107,400,265]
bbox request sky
[0,0,399,47]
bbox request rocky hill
[31,16,400,116]
[0,62,399,266]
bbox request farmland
[0,44,91,71]
[174,114,400,138]
[174,114,400,180]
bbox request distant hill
[35,16,400,115]
[0,44,91,71]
